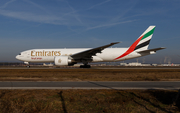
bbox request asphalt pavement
[0,81,180,89]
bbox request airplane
[16,26,165,68]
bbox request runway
[1,66,180,69]
[0,81,180,90]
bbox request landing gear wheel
[27,65,30,68]
[80,65,91,68]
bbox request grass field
[0,89,179,113]
[0,68,180,112]
[0,68,180,81]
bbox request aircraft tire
[80,65,91,68]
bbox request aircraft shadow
[58,91,68,113]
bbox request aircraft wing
[71,42,120,59]
[137,47,165,54]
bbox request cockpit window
[19,53,21,55]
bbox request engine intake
[54,56,74,66]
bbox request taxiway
[0,81,180,90]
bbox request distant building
[141,64,151,66]
[120,62,152,66]
[128,62,142,66]
[152,64,157,66]
[43,63,54,66]
[120,63,128,66]
[74,64,81,67]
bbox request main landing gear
[80,65,91,68]
[80,61,91,68]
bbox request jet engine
[54,56,74,66]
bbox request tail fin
[114,26,156,60]
[133,26,155,51]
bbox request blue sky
[0,0,180,63]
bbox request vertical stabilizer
[134,26,155,51]
[114,26,156,60]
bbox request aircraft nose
[16,55,19,60]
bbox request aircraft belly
[96,52,121,62]
[92,56,103,62]
[123,53,142,60]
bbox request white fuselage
[16,48,144,63]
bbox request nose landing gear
[24,62,30,68]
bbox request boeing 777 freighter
[16,26,165,68]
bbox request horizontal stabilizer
[137,47,165,54]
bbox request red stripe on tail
[114,35,144,60]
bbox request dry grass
[0,69,180,81]
[0,89,179,113]
[0,68,180,112]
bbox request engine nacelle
[54,56,73,66]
